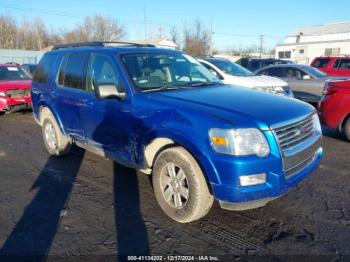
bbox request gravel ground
[0,112,350,261]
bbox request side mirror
[95,84,126,100]
[303,75,311,80]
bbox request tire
[42,114,72,156]
[152,146,214,223]
[344,117,350,142]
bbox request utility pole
[259,34,264,58]
[143,6,147,40]
[210,17,213,56]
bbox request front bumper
[0,96,32,112]
[205,127,323,209]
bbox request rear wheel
[152,147,214,223]
[42,114,72,156]
[344,117,350,142]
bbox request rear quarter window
[33,54,58,83]
[312,58,330,68]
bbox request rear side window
[33,54,58,83]
[58,52,87,89]
[265,67,283,77]
[335,59,350,69]
[312,58,330,68]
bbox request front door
[80,52,136,164]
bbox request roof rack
[52,41,156,50]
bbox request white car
[198,58,293,97]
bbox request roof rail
[52,41,156,50]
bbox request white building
[132,38,178,49]
[275,21,350,65]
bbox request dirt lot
[0,112,350,261]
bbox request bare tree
[64,15,125,42]
[0,15,17,49]
[182,20,210,56]
[169,26,180,49]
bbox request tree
[169,26,180,49]
[0,15,17,49]
[64,15,126,42]
[182,20,210,56]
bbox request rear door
[332,58,350,76]
[50,51,88,141]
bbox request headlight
[254,86,286,96]
[312,113,322,134]
[0,92,6,97]
[209,128,270,157]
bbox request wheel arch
[141,129,220,186]
[39,106,67,136]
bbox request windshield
[305,66,329,78]
[209,59,255,77]
[120,52,221,92]
[0,66,31,81]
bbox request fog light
[239,173,266,186]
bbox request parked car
[256,64,347,103]
[318,79,350,141]
[236,58,294,72]
[311,56,350,77]
[198,57,293,97]
[32,41,323,223]
[22,64,38,76]
[0,64,32,114]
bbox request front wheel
[344,117,350,142]
[152,147,214,223]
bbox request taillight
[323,87,337,95]
[323,82,337,95]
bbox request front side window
[201,62,222,79]
[86,53,122,92]
[208,59,254,77]
[58,52,87,89]
[120,52,220,92]
[0,66,31,81]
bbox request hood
[150,85,314,130]
[222,74,287,88]
[0,80,32,91]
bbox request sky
[1,0,350,51]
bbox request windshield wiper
[142,85,191,92]
[190,82,224,87]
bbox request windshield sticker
[7,67,19,71]
[183,54,200,65]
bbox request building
[275,21,350,65]
[132,38,178,49]
[0,49,45,64]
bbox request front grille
[273,114,321,178]
[283,139,321,177]
[6,89,29,98]
[274,115,314,151]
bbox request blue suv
[31,42,323,223]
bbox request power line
[0,1,174,27]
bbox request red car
[318,79,350,141]
[311,56,350,77]
[0,64,32,115]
